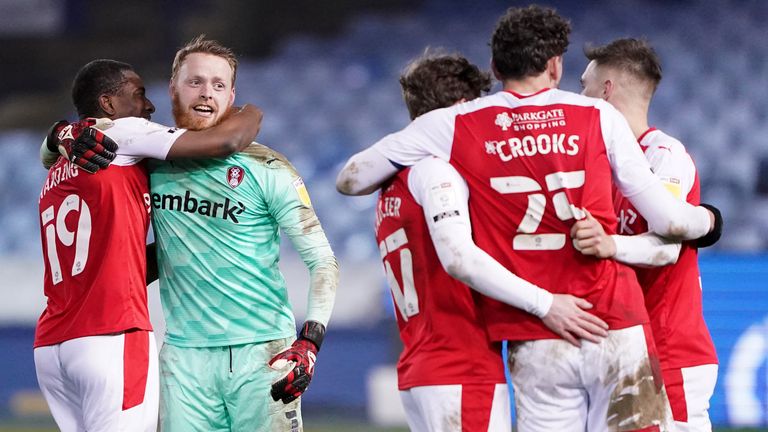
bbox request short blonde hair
[170,34,238,85]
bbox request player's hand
[48,118,118,174]
[268,321,326,404]
[542,294,609,347]
[570,210,616,258]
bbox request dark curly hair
[71,59,134,118]
[399,51,493,120]
[584,38,662,93]
[491,5,571,81]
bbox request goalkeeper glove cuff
[298,321,326,352]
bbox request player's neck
[621,106,651,140]
[502,74,555,95]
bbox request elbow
[216,130,254,157]
[217,139,241,158]
[443,259,471,285]
[650,249,679,266]
[336,171,366,196]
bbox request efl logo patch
[227,166,245,189]
[293,178,312,207]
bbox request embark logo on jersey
[151,190,245,223]
[227,166,245,189]
[496,108,567,132]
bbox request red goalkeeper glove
[268,321,326,404]
[46,118,117,174]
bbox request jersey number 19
[41,194,92,285]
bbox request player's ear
[546,56,563,86]
[602,79,614,101]
[229,87,236,107]
[98,94,116,117]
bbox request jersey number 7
[41,194,92,285]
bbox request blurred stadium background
[0,0,766,430]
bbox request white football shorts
[507,324,672,432]
[663,363,718,432]
[400,383,511,432]
[34,330,158,432]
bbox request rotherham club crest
[227,166,244,189]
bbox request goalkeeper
[47,36,338,432]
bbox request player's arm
[411,158,608,347]
[336,108,454,195]
[572,211,682,266]
[600,102,716,240]
[336,147,400,195]
[264,159,338,404]
[40,104,263,171]
[574,141,699,265]
[165,105,262,158]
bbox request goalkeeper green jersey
[150,143,333,348]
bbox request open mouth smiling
[193,105,214,116]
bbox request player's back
[35,157,152,347]
[614,129,717,369]
[374,168,504,389]
[446,89,648,341]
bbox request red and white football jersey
[35,118,184,347]
[375,165,505,389]
[614,128,718,369]
[373,88,660,342]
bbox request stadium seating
[1,0,766,258]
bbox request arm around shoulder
[336,147,399,195]
[166,104,263,159]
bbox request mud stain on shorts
[606,357,666,431]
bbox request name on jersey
[374,196,401,232]
[495,109,566,132]
[485,133,580,161]
[151,190,245,223]
[40,162,79,200]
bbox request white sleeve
[611,141,696,267]
[611,233,682,267]
[409,158,554,318]
[336,147,400,195]
[600,104,710,240]
[336,108,456,196]
[104,117,187,166]
[646,142,697,203]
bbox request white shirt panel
[641,129,696,200]
[104,117,186,166]
[407,157,471,228]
